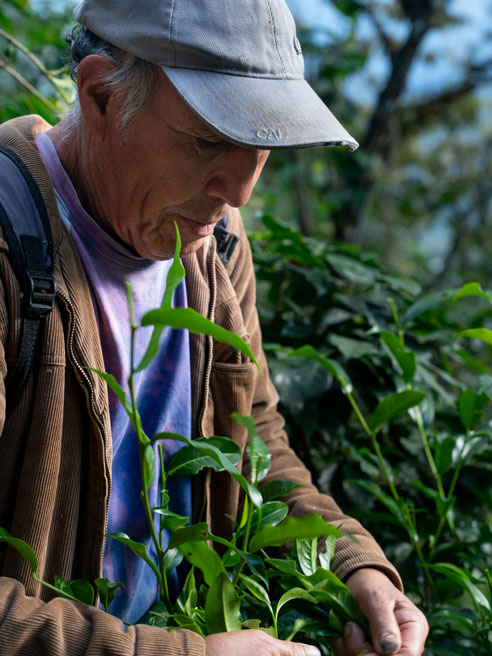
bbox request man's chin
[144,234,209,261]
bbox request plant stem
[233,500,255,586]
[413,406,447,500]
[0,53,59,115]
[346,388,436,597]
[127,292,169,606]
[428,436,467,561]
[158,443,166,548]
[0,28,72,104]
[32,574,81,603]
[346,391,400,501]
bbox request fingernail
[302,646,321,656]
[379,632,401,654]
[343,622,353,639]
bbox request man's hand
[332,568,429,656]
[204,629,320,656]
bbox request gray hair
[64,26,160,137]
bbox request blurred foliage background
[2,0,492,653]
[2,0,491,287]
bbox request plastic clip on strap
[5,236,56,410]
[214,216,238,264]
[21,235,56,319]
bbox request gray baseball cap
[73,0,358,151]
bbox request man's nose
[205,145,269,208]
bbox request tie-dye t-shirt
[35,132,192,624]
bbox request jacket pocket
[201,360,258,445]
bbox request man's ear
[77,55,118,139]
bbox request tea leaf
[380,332,416,383]
[231,412,257,440]
[411,481,455,517]
[310,573,366,626]
[458,390,489,432]
[153,508,189,532]
[368,390,426,434]
[177,567,197,616]
[167,613,205,635]
[296,538,317,576]
[452,282,492,303]
[225,415,272,484]
[0,528,38,574]
[166,437,241,476]
[260,480,306,502]
[163,547,184,573]
[402,289,457,324]
[454,349,489,374]
[53,576,94,606]
[157,433,263,508]
[249,435,272,484]
[275,588,317,622]
[163,223,186,306]
[319,535,336,571]
[142,307,258,367]
[141,442,155,491]
[258,501,289,528]
[351,480,405,525]
[249,515,341,552]
[107,533,161,583]
[88,368,147,442]
[433,437,455,475]
[290,345,353,393]
[429,563,491,612]
[242,619,262,629]
[178,541,225,586]
[94,578,124,612]
[168,523,233,552]
[264,557,299,577]
[456,328,492,346]
[205,573,242,633]
[466,435,488,461]
[239,552,268,586]
[135,225,185,372]
[329,333,379,359]
[239,573,273,611]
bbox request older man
[0,0,428,655]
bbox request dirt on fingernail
[380,636,401,654]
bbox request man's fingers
[204,629,321,656]
[345,569,428,656]
[353,583,401,654]
[392,599,429,656]
[342,621,373,655]
[286,641,321,656]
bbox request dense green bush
[250,215,492,654]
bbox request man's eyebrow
[158,114,222,141]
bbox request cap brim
[163,67,358,151]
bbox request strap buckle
[24,271,56,319]
[214,221,238,264]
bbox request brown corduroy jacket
[0,116,401,655]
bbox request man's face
[94,71,270,260]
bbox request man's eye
[195,136,226,150]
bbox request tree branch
[361,4,435,153]
[399,58,492,133]
[0,53,58,115]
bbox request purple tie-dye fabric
[35,133,192,624]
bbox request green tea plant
[0,226,368,655]
[250,216,492,655]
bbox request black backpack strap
[0,145,56,411]
[213,215,238,264]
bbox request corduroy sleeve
[224,209,403,590]
[0,578,206,656]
